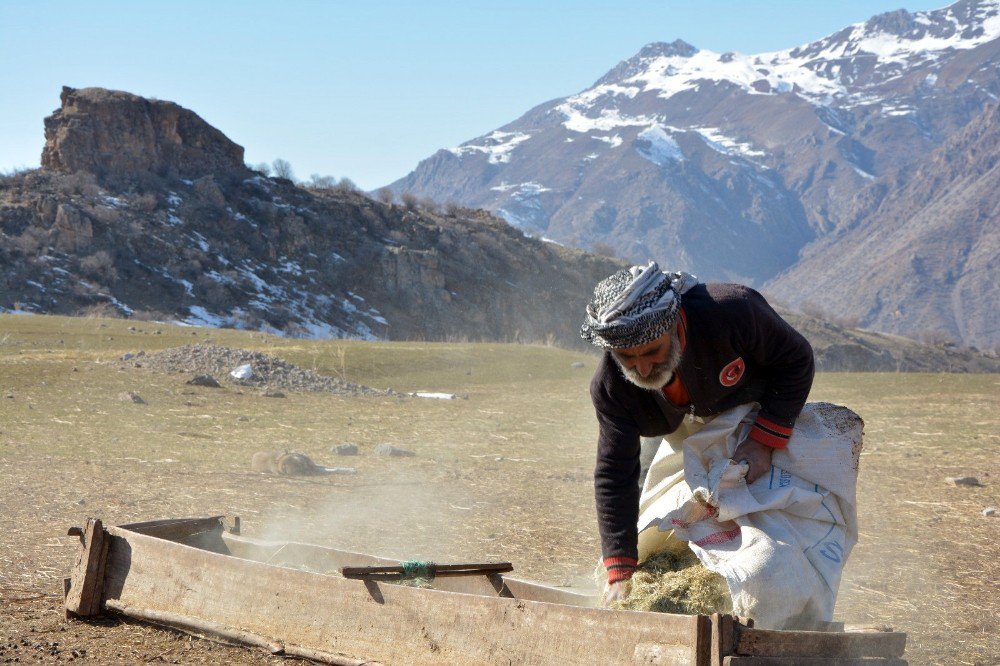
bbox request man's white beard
[614,330,683,390]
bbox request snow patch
[490,181,551,194]
[636,125,684,165]
[450,130,532,164]
[693,127,766,158]
[851,165,876,180]
[593,134,624,147]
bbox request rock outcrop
[42,86,247,180]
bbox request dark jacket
[591,282,814,561]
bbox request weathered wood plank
[103,525,708,666]
[724,657,907,665]
[694,614,712,665]
[65,518,108,617]
[222,532,596,605]
[104,601,377,666]
[120,516,225,542]
[712,614,739,665]
[736,627,907,659]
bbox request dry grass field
[1,314,996,665]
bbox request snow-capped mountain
[388,0,1000,347]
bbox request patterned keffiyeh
[580,262,698,350]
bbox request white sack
[636,402,862,629]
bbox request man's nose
[635,359,653,377]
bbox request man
[580,262,814,601]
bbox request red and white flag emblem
[719,357,745,387]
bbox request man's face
[612,327,682,390]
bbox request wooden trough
[64,516,907,665]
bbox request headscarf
[580,262,698,350]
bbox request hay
[610,549,732,615]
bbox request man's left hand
[732,437,774,484]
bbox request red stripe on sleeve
[748,421,791,449]
[603,556,638,583]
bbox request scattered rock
[262,389,286,398]
[946,476,983,487]
[230,363,254,380]
[570,361,586,369]
[186,374,222,388]
[374,444,415,457]
[251,450,355,476]
[332,443,359,456]
[121,352,135,361]
[983,507,997,517]
[121,391,145,404]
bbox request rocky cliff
[42,87,247,182]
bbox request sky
[1,1,951,190]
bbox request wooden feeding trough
[64,516,907,665]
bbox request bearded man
[580,262,815,602]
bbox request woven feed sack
[637,402,862,629]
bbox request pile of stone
[128,344,389,396]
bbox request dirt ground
[0,315,997,665]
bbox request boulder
[186,374,222,388]
[374,443,415,457]
[53,204,93,251]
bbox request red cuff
[604,556,637,584]
[748,415,793,449]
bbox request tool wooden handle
[341,562,513,578]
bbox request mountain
[387,0,1000,348]
[0,87,622,347]
[767,102,1000,348]
[1,86,995,371]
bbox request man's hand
[602,579,630,606]
[732,437,774,484]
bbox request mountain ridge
[2,86,995,371]
[387,0,1000,349]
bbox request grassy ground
[0,314,996,664]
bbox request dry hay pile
[129,344,390,396]
[610,549,732,615]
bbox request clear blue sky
[1,1,949,190]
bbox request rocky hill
[387,0,1000,349]
[1,87,622,347]
[1,86,995,371]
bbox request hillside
[0,87,621,347]
[767,103,1000,349]
[1,86,995,372]
[387,0,1000,349]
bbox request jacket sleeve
[591,364,642,581]
[737,289,815,448]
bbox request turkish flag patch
[719,357,745,387]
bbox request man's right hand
[602,579,631,606]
